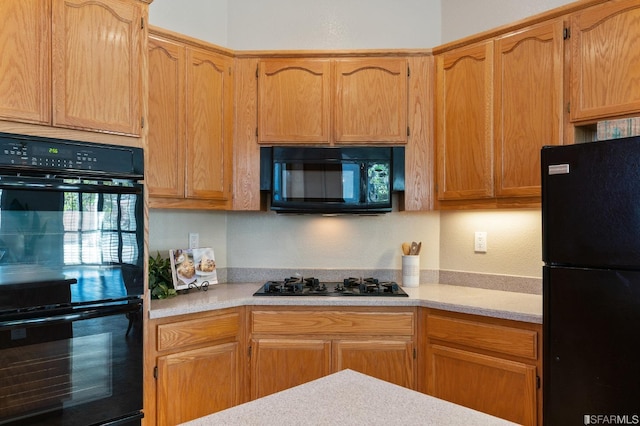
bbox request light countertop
[150,282,542,324]
[180,369,516,426]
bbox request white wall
[148,0,228,45]
[147,0,573,279]
[441,0,574,42]
[227,0,441,49]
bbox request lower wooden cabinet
[145,307,246,426]
[421,309,542,426]
[249,307,416,399]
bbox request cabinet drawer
[251,310,414,336]
[427,315,537,360]
[157,312,240,352]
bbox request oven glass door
[0,300,143,425]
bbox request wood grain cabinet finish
[334,58,408,144]
[570,0,640,122]
[0,0,50,125]
[258,59,331,144]
[424,311,541,426]
[494,19,564,198]
[146,309,245,426]
[147,29,234,209]
[436,40,494,201]
[249,308,416,399]
[0,0,145,137]
[52,0,144,136]
[257,57,408,145]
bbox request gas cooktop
[253,277,409,297]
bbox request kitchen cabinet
[422,309,541,426]
[249,307,416,399]
[145,308,247,426]
[0,0,146,138]
[0,0,50,125]
[436,17,565,206]
[147,28,234,210]
[436,40,494,202]
[258,59,331,144]
[257,57,408,145]
[569,0,640,122]
[494,19,564,198]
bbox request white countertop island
[180,369,516,426]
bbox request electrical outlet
[474,231,487,253]
[189,232,199,249]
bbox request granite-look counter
[180,369,516,426]
[149,282,542,324]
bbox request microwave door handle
[360,163,367,204]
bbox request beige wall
[147,1,571,279]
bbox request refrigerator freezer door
[542,136,640,268]
[543,266,640,425]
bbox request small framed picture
[169,247,218,291]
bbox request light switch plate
[189,232,199,249]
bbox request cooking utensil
[402,242,411,256]
[416,242,422,255]
[410,241,419,255]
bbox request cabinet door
[250,338,331,399]
[157,342,241,426]
[147,34,185,199]
[494,20,564,197]
[570,0,640,121]
[185,47,233,200]
[428,345,537,426]
[334,58,408,144]
[436,41,494,200]
[52,0,143,136]
[0,0,50,124]
[333,339,414,389]
[258,59,331,144]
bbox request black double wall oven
[0,133,144,425]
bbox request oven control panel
[0,132,143,178]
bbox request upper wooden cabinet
[436,40,494,201]
[53,0,144,136]
[147,34,185,199]
[258,59,331,144]
[147,29,234,210]
[570,0,640,122]
[494,19,564,198]
[0,0,145,137]
[257,57,409,145]
[0,0,50,124]
[334,58,408,144]
[436,18,565,206]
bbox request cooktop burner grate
[253,277,409,297]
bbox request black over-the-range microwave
[260,146,404,214]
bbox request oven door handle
[0,302,142,330]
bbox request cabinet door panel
[258,59,331,143]
[0,0,50,124]
[334,58,408,144]
[333,340,414,389]
[436,41,494,200]
[185,47,232,200]
[571,0,640,121]
[251,338,331,399]
[428,344,537,426]
[157,342,240,426]
[147,34,185,198]
[52,0,142,135]
[494,20,564,197]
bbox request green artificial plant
[148,252,177,299]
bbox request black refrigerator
[542,136,640,425]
